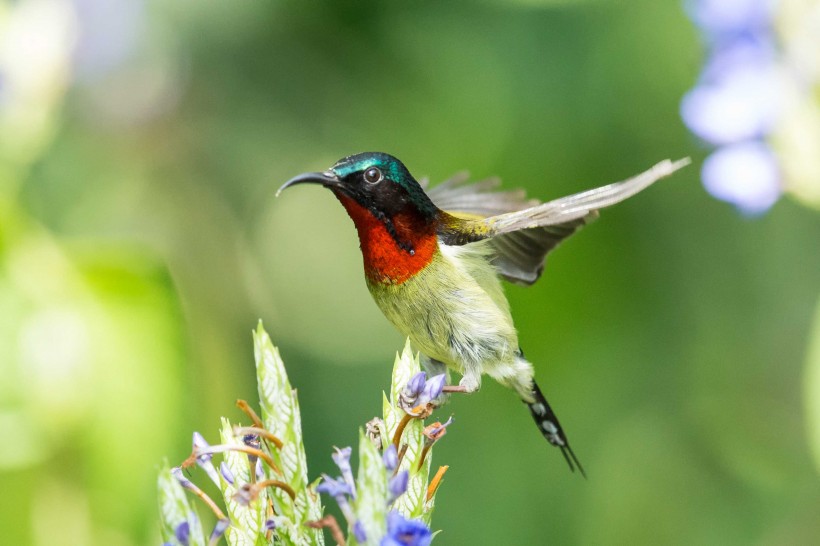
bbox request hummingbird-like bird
[278,152,688,475]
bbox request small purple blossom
[419,374,446,404]
[388,470,409,504]
[380,511,432,546]
[383,444,399,472]
[404,372,426,398]
[209,519,230,543]
[332,446,356,498]
[255,458,265,480]
[170,466,194,490]
[264,518,277,531]
[353,520,367,542]
[192,432,221,486]
[315,474,353,498]
[316,474,356,527]
[174,521,190,546]
[219,462,235,485]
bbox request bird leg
[441,385,469,393]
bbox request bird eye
[364,167,383,184]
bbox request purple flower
[264,518,277,531]
[192,432,220,486]
[209,519,230,543]
[383,444,399,472]
[353,520,367,542]
[316,474,353,498]
[316,474,356,528]
[332,446,356,498]
[701,141,781,214]
[175,521,190,546]
[404,372,426,399]
[380,511,432,546]
[170,467,194,490]
[219,462,235,485]
[681,63,780,145]
[419,374,446,405]
[388,470,409,504]
[686,0,774,35]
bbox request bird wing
[427,172,593,285]
[433,158,690,285]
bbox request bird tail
[525,380,585,477]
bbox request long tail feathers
[526,381,586,478]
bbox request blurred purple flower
[380,511,432,546]
[701,142,781,214]
[682,0,784,214]
[686,0,775,35]
[353,520,367,543]
[383,444,399,472]
[175,521,190,546]
[681,63,780,145]
[388,470,409,504]
[332,446,356,498]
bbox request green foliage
[157,325,446,545]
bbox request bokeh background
[2,0,820,544]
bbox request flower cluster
[681,0,783,214]
[157,324,450,545]
[681,0,820,214]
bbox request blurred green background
[2,0,820,544]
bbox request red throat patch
[334,194,438,284]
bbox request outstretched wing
[427,172,588,285]
[432,158,690,285]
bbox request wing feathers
[431,158,690,285]
[484,158,690,235]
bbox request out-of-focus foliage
[1,0,819,545]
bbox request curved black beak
[276,171,341,197]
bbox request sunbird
[278,152,688,475]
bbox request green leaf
[218,418,267,546]
[353,429,388,545]
[253,321,324,545]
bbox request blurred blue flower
[686,0,774,35]
[682,0,784,214]
[353,520,368,542]
[702,142,781,214]
[388,470,409,504]
[332,446,356,498]
[381,511,433,546]
[681,63,780,145]
[174,521,190,546]
[383,444,399,472]
[316,474,352,498]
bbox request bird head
[278,152,439,222]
